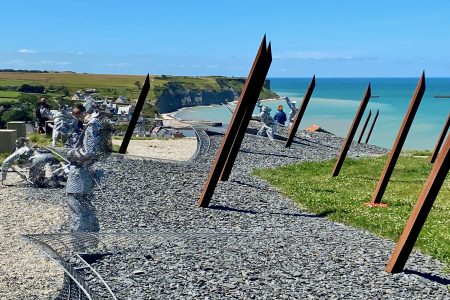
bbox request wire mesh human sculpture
[65,98,113,232]
[1,137,65,187]
[284,96,297,128]
[253,100,276,140]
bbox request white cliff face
[154,78,275,114]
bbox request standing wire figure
[65,98,113,232]
[50,105,80,147]
[284,97,297,128]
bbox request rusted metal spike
[386,132,450,273]
[357,110,372,143]
[370,73,426,204]
[219,43,272,182]
[119,74,150,154]
[285,75,316,148]
[331,84,371,177]
[430,113,450,163]
[197,36,271,207]
[365,109,379,144]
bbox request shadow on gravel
[208,204,332,219]
[229,180,274,192]
[404,269,450,285]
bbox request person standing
[36,98,51,134]
[273,104,287,126]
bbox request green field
[254,155,450,269]
[0,72,277,103]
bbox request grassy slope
[254,155,449,269]
[0,73,278,104]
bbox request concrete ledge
[0,130,17,153]
[7,121,26,138]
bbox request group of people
[3,97,113,233]
[253,97,297,140]
[36,98,84,144]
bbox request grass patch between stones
[254,155,449,270]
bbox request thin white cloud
[18,49,37,54]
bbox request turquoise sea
[175,78,450,150]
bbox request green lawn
[0,90,20,98]
[254,155,450,269]
[0,98,19,105]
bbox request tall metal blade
[219,42,272,182]
[197,36,271,207]
[331,84,371,177]
[357,110,372,143]
[365,109,379,144]
[430,113,450,163]
[119,74,150,154]
[386,131,450,273]
[370,72,426,204]
[285,76,316,148]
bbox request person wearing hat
[36,97,51,134]
[273,104,287,126]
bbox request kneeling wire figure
[253,101,276,141]
[1,137,65,187]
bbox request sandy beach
[112,137,197,161]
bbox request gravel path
[30,128,449,299]
[0,175,67,300]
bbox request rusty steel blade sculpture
[430,113,450,163]
[285,76,316,148]
[386,132,450,273]
[219,43,273,182]
[119,74,150,154]
[357,110,372,143]
[365,109,379,144]
[197,36,272,207]
[370,73,426,204]
[331,84,371,177]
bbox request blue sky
[2,0,450,77]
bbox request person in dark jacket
[273,105,287,125]
[36,98,51,134]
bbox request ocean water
[175,78,450,150]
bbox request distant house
[85,88,98,93]
[117,105,133,121]
[71,92,86,101]
[116,96,129,104]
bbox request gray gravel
[34,127,450,299]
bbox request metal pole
[365,109,379,144]
[219,44,272,182]
[197,36,272,207]
[285,76,316,148]
[430,113,450,163]
[119,74,150,154]
[331,84,371,177]
[386,132,450,273]
[370,73,426,204]
[357,110,372,143]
